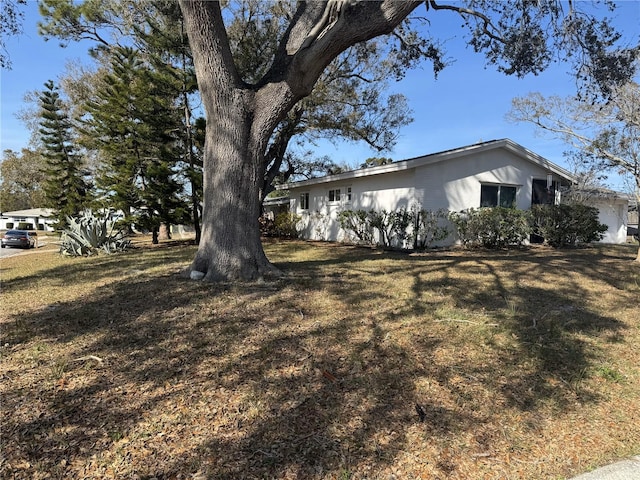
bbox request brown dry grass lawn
[1,240,639,479]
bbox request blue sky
[2,1,639,190]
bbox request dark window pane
[300,193,309,210]
[500,186,517,208]
[480,185,499,207]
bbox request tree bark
[189,88,279,281]
[179,0,420,281]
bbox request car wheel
[1,244,4,248]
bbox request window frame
[480,183,518,208]
[328,188,341,203]
[299,192,310,211]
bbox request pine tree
[81,46,186,243]
[134,3,203,243]
[38,80,90,227]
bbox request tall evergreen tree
[81,46,186,243]
[38,80,90,227]
[133,1,204,243]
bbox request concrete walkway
[570,456,640,480]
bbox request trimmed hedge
[530,204,607,247]
[449,207,531,248]
[316,204,607,250]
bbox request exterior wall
[413,148,544,211]
[293,169,416,242]
[290,146,562,245]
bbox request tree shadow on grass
[2,281,435,477]
[0,242,635,479]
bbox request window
[299,192,309,210]
[531,179,556,205]
[346,187,352,202]
[480,184,517,208]
[328,188,341,202]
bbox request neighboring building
[280,139,629,245]
[0,208,56,231]
[263,196,291,220]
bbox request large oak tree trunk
[190,90,278,281]
[179,2,277,281]
[180,0,420,281]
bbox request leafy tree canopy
[361,157,393,168]
[509,80,640,261]
[0,148,47,211]
[0,0,26,69]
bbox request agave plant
[60,210,131,256]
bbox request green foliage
[261,213,301,239]
[81,47,187,243]
[338,210,375,246]
[274,213,301,238]
[411,207,451,249]
[389,206,413,247]
[531,204,607,247]
[339,207,449,249]
[367,210,396,247]
[38,80,92,227]
[449,208,532,248]
[60,210,130,257]
[260,212,301,238]
[0,149,47,211]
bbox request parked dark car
[1,230,37,249]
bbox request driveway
[0,241,56,258]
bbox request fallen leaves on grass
[1,241,639,479]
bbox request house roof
[279,138,576,190]
[1,208,55,218]
[570,187,632,202]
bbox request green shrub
[411,207,450,249]
[60,210,131,256]
[338,210,375,245]
[389,206,413,247]
[273,212,301,238]
[449,207,531,248]
[341,207,451,249]
[366,210,391,247]
[531,204,607,247]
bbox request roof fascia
[280,139,576,190]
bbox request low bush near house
[338,209,375,245]
[411,207,451,249]
[274,212,301,238]
[340,207,449,249]
[531,204,607,247]
[449,207,531,248]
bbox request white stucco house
[0,208,56,231]
[280,139,629,245]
